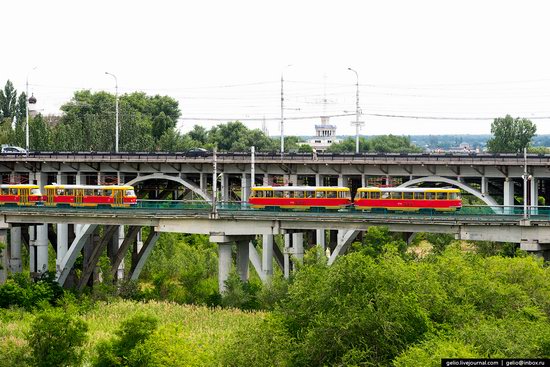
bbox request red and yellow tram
[354,187,461,211]
[0,184,43,206]
[249,186,352,210]
[43,184,137,207]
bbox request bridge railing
[1,201,549,221]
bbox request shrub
[92,313,159,367]
[26,308,88,367]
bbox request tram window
[403,192,413,200]
[381,192,390,199]
[316,191,325,198]
[85,189,94,196]
[254,191,262,198]
[371,192,380,199]
[338,191,345,198]
[283,191,291,198]
[414,192,424,200]
[0,188,6,195]
[104,190,112,196]
[265,191,273,198]
[10,189,18,195]
[436,192,447,200]
[274,191,283,198]
[327,191,337,198]
[425,192,435,200]
[305,191,314,198]
[30,188,41,195]
[295,191,304,198]
[449,192,458,200]
[390,192,402,199]
[125,189,135,197]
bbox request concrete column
[0,229,7,284]
[262,235,274,279]
[503,178,514,213]
[289,174,298,186]
[110,226,126,280]
[218,243,232,293]
[29,226,36,273]
[241,174,250,203]
[36,224,49,274]
[220,173,229,202]
[56,224,68,276]
[361,175,366,187]
[236,241,249,282]
[530,177,538,215]
[263,174,269,186]
[481,176,489,196]
[75,173,84,235]
[56,171,69,277]
[530,177,538,207]
[9,227,22,273]
[292,233,304,262]
[385,175,391,186]
[283,234,291,279]
[316,229,326,250]
[315,174,322,186]
[337,175,344,187]
[199,173,207,191]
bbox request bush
[27,308,88,367]
[93,313,159,367]
[0,272,64,310]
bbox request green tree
[487,115,537,153]
[0,80,18,120]
[188,125,208,144]
[27,308,88,367]
[327,136,369,153]
[369,134,421,153]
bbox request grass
[0,299,264,366]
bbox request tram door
[46,188,55,205]
[19,188,29,205]
[75,189,84,205]
[114,189,123,205]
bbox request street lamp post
[347,67,363,154]
[280,64,293,156]
[105,72,119,153]
[25,66,38,152]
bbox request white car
[1,146,27,154]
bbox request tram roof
[44,184,134,190]
[251,186,350,191]
[0,184,39,188]
[357,187,460,192]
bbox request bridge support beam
[57,224,99,286]
[9,227,22,273]
[130,230,160,281]
[78,225,119,291]
[328,230,361,265]
[248,241,267,283]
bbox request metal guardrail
[1,202,548,223]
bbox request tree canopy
[487,115,537,153]
[327,134,422,153]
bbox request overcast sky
[2,0,550,136]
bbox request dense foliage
[487,115,537,153]
[221,247,550,366]
[327,134,422,153]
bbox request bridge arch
[398,175,499,208]
[127,173,211,202]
